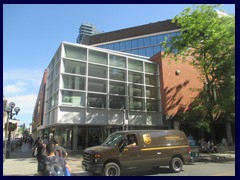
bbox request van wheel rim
[108,167,117,176]
[174,161,181,170]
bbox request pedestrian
[18,137,23,152]
[36,140,47,174]
[222,137,228,152]
[43,136,49,145]
[94,135,100,145]
[37,142,71,176]
[53,139,68,158]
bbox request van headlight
[94,154,101,163]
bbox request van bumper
[82,161,104,174]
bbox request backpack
[44,156,64,176]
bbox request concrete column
[226,122,233,145]
[73,126,78,150]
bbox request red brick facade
[150,52,203,118]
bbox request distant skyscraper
[76,23,103,44]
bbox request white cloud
[3,82,28,96]
[7,94,38,114]
[3,68,43,86]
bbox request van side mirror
[119,139,127,152]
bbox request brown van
[82,130,191,176]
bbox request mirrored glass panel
[109,81,126,95]
[110,68,126,81]
[87,93,106,108]
[129,98,144,110]
[109,96,126,109]
[109,54,126,68]
[63,59,86,75]
[145,74,157,86]
[88,64,107,78]
[129,84,144,97]
[62,90,86,106]
[88,78,107,93]
[146,87,158,98]
[146,100,158,111]
[62,75,86,90]
[145,62,157,74]
[128,59,143,71]
[89,50,107,65]
[64,45,87,60]
[128,72,143,84]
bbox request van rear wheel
[169,157,183,173]
[102,162,120,176]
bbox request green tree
[162,4,235,143]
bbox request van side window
[126,134,138,147]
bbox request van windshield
[102,133,123,146]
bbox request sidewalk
[3,143,84,176]
[195,152,235,162]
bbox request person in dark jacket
[36,140,47,173]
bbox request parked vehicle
[82,130,191,176]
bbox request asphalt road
[3,143,235,176]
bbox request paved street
[3,143,235,176]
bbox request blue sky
[3,4,235,128]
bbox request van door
[119,134,140,169]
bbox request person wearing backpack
[53,139,68,158]
[37,142,71,176]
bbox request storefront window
[129,98,144,110]
[146,100,159,111]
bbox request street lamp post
[4,102,20,161]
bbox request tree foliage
[162,4,235,140]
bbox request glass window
[129,98,144,110]
[87,93,106,108]
[113,43,120,50]
[62,74,86,90]
[109,81,126,95]
[143,37,150,46]
[129,84,144,97]
[119,42,126,51]
[131,49,138,55]
[128,59,143,71]
[89,50,107,65]
[157,34,164,43]
[128,72,143,84]
[139,48,146,56]
[145,62,157,74]
[109,54,126,68]
[62,90,86,106]
[64,44,87,60]
[131,39,138,49]
[109,44,113,49]
[146,100,158,111]
[150,36,157,45]
[146,47,154,57]
[145,74,157,86]
[146,87,158,98]
[63,59,86,75]
[137,38,144,46]
[126,41,131,49]
[109,96,126,109]
[110,68,126,81]
[88,78,107,93]
[154,46,161,54]
[88,64,107,78]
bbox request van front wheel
[169,157,183,173]
[102,162,120,176]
